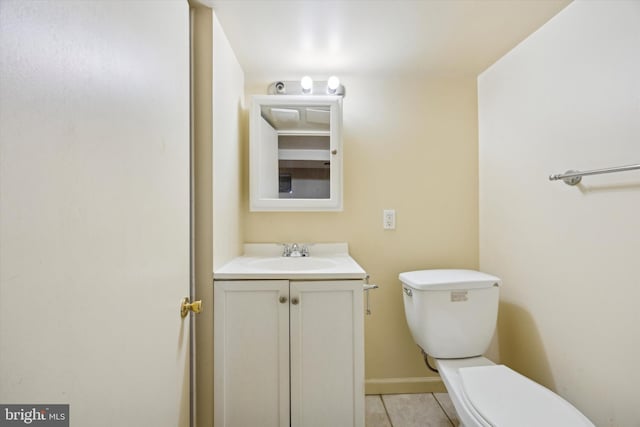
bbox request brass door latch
[180,297,202,318]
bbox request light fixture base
[267,80,346,97]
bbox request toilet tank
[400,269,500,359]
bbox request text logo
[0,405,68,427]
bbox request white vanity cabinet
[214,279,364,427]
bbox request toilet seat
[459,365,594,427]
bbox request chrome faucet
[290,243,301,257]
[281,243,309,257]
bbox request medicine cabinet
[249,95,343,211]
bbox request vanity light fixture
[301,76,313,94]
[266,78,345,97]
[327,76,340,94]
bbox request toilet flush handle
[403,287,413,297]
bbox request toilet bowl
[400,269,594,427]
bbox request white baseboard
[365,376,446,395]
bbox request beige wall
[193,7,213,427]
[193,8,245,427]
[211,13,246,270]
[245,75,479,393]
[479,1,640,425]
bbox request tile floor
[366,393,460,427]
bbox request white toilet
[400,269,595,427]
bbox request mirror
[250,95,343,211]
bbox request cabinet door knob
[291,297,299,305]
[279,296,288,304]
[331,149,337,155]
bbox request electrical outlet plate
[383,209,396,230]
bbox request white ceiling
[207,0,572,84]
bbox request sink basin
[248,257,338,271]
[213,243,367,280]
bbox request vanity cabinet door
[289,280,364,427]
[214,280,290,427]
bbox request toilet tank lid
[399,269,501,291]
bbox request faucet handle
[280,243,291,257]
[301,245,310,257]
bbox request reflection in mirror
[260,105,331,199]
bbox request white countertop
[213,243,367,280]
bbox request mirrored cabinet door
[250,95,343,211]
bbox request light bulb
[301,76,313,94]
[327,76,340,94]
